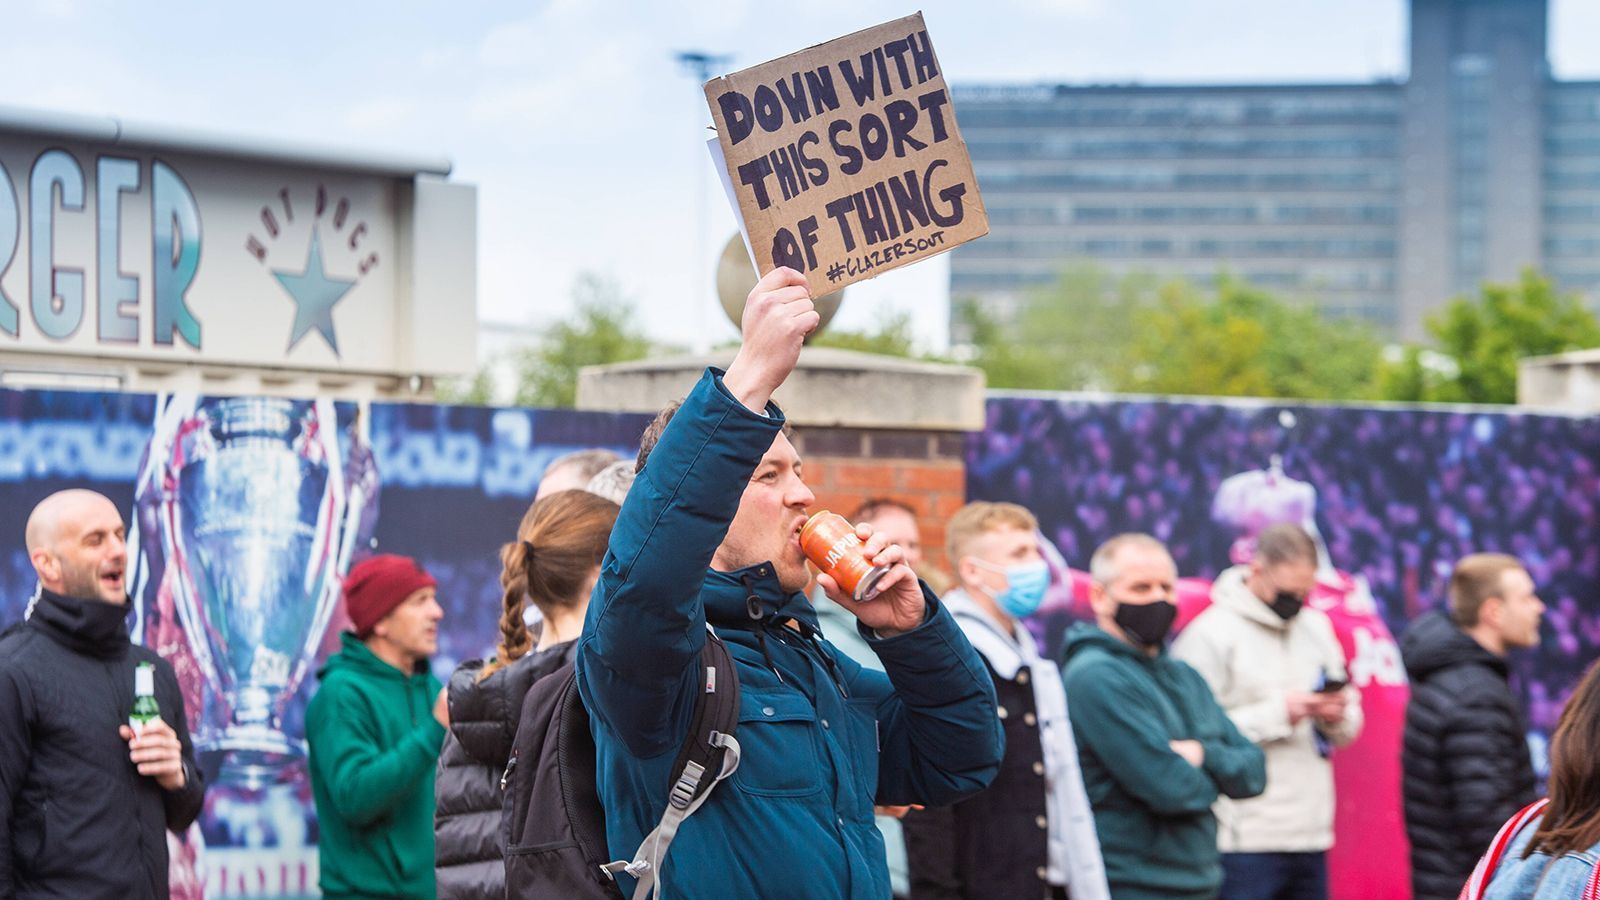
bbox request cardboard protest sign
[705,12,987,295]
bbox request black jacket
[0,588,205,900]
[434,640,575,900]
[1401,610,1538,900]
[903,655,1050,899]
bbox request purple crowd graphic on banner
[3,386,1599,898]
[967,394,1600,900]
[0,388,649,899]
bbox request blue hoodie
[577,369,1003,899]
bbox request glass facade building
[951,0,1598,339]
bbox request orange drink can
[799,510,891,601]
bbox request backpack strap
[1587,864,1600,900]
[1458,797,1551,900]
[600,625,743,900]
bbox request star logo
[272,227,355,356]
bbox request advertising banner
[969,395,1600,900]
[0,387,648,897]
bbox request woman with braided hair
[433,489,621,899]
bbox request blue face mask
[971,558,1051,619]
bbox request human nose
[789,475,815,510]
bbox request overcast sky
[3,0,1595,352]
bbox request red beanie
[343,554,437,638]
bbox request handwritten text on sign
[705,13,987,293]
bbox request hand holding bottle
[120,717,187,791]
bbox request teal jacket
[1062,624,1265,900]
[814,590,911,898]
[577,369,1003,899]
[306,632,446,900]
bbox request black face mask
[1114,600,1177,647]
[1270,591,1304,621]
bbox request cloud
[467,8,655,136]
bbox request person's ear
[956,556,980,587]
[30,550,58,586]
[1089,579,1110,617]
[1480,596,1506,631]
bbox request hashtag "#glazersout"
[705,13,989,294]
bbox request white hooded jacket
[1172,565,1363,853]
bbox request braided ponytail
[479,490,619,680]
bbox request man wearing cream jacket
[1173,523,1362,900]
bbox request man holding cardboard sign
[576,262,1003,899]
[706,13,988,295]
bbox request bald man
[0,489,205,899]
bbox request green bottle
[129,663,160,732]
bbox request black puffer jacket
[0,589,206,900]
[435,640,576,900]
[1400,611,1539,900]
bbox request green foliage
[1380,270,1600,404]
[952,297,1069,390]
[956,266,1385,400]
[1116,278,1385,401]
[512,274,656,408]
[810,309,920,357]
[438,273,659,409]
[433,366,496,406]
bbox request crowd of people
[969,397,1600,727]
[2,268,1599,900]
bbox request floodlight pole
[676,51,733,351]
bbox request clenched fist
[723,267,818,413]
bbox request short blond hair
[1449,553,1526,627]
[946,502,1038,563]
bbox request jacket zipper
[501,750,517,791]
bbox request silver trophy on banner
[153,397,367,788]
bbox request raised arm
[576,267,817,758]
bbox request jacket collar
[1212,565,1289,631]
[320,630,432,682]
[943,587,1038,679]
[1063,621,1169,666]
[702,564,819,632]
[27,586,132,658]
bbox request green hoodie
[1061,624,1266,900]
[306,632,446,900]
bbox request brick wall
[791,426,968,582]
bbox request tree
[809,309,921,357]
[511,274,657,408]
[955,266,1384,400]
[433,366,496,406]
[952,265,1164,391]
[1380,270,1600,404]
[437,274,661,408]
[1116,277,1385,400]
